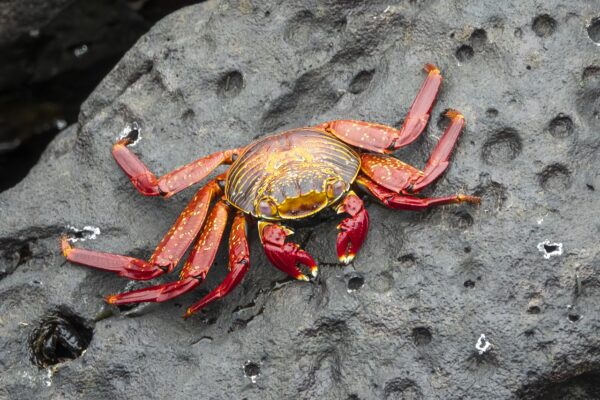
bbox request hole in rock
[582,65,600,85]
[349,70,374,94]
[218,71,244,98]
[411,327,432,346]
[486,108,498,118]
[244,361,260,382]
[567,313,581,322]
[532,14,557,37]
[470,28,487,49]
[455,45,474,62]
[548,114,574,138]
[481,128,522,164]
[527,305,541,314]
[537,240,563,259]
[347,275,365,292]
[384,378,422,399]
[588,17,600,44]
[538,164,572,192]
[29,309,93,368]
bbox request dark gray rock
[0,0,73,48]
[0,0,198,191]
[1,0,599,398]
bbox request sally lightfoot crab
[61,64,480,318]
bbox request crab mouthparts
[276,191,329,219]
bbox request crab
[61,64,480,318]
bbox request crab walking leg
[357,175,480,211]
[180,200,230,280]
[61,181,221,280]
[112,138,240,197]
[105,200,231,305]
[360,110,466,194]
[336,191,369,264]
[184,212,250,318]
[259,222,318,281]
[317,64,442,153]
[411,110,465,192]
[360,153,424,194]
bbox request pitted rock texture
[1,1,599,399]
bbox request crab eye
[257,197,278,217]
[326,179,346,199]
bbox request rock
[1,0,599,398]
[0,0,198,192]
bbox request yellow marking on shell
[226,129,361,218]
[263,146,314,174]
[274,189,329,219]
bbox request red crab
[62,64,479,318]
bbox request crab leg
[360,110,465,194]
[357,175,479,211]
[410,110,465,192]
[259,222,318,281]
[336,191,369,264]
[112,137,240,197]
[61,181,221,280]
[185,212,250,317]
[105,200,231,305]
[317,64,442,153]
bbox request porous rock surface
[1,1,600,398]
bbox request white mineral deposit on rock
[55,119,67,130]
[116,122,142,146]
[73,44,88,57]
[243,361,259,384]
[44,368,53,387]
[66,225,101,242]
[537,240,563,259]
[476,334,492,355]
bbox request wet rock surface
[1,0,599,398]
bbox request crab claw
[259,221,318,280]
[336,192,369,264]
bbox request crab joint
[60,237,73,257]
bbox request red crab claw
[259,222,318,280]
[336,192,369,264]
